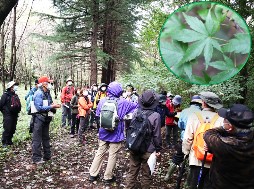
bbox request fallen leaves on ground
[0,127,187,189]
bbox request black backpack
[126,109,154,154]
[6,93,21,114]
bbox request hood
[107,81,123,98]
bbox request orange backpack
[192,112,219,162]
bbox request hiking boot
[89,175,99,182]
[104,176,116,183]
[70,134,74,138]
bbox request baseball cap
[38,76,53,84]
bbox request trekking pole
[197,151,207,189]
[175,155,188,189]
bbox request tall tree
[9,3,17,81]
[90,0,99,85]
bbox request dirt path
[0,127,182,189]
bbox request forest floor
[0,126,187,189]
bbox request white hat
[6,81,16,89]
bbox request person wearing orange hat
[60,78,75,128]
[32,76,61,164]
[0,81,21,147]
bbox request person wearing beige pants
[89,140,122,180]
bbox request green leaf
[183,61,193,79]
[171,29,206,43]
[210,68,238,84]
[223,55,235,68]
[204,38,213,69]
[182,39,206,62]
[203,71,211,83]
[183,13,208,35]
[190,75,208,85]
[205,9,220,36]
[161,14,184,39]
[222,33,251,54]
[208,61,229,70]
[160,40,185,67]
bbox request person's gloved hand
[172,152,184,165]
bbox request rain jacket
[204,127,254,189]
[96,81,138,143]
[61,86,75,103]
[33,87,53,112]
[165,100,177,126]
[78,96,93,117]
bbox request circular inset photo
[159,2,251,85]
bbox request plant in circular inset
[159,2,251,85]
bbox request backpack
[126,109,154,154]
[100,97,119,131]
[192,112,219,162]
[7,93,21,114]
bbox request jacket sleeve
[34,92,51,112]
[203,127,225,154]
[182,114,197,155]
[151,114,162,152]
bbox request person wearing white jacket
[182,91,224,189]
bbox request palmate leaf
[222,33,251,54]
[214,5,227,23]
[160,40,185,67]
[178,13,222,64]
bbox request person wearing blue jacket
[89,81,138,183]
[178,95,202,140]
[32,76,60,164]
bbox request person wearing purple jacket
[89,81,138,183]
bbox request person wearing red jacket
[60,78,75,128]
[165,95,182,149]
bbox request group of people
[1,78,254,188]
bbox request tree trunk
[101,0,116,84]
[0,22,6,91]
[9,3,17,81]
[90,0,99,85]
[0,0,18,27]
